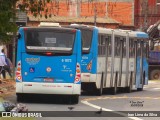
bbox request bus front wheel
[69,95,79,104]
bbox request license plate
[44,78,54,82]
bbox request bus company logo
[25,58,40,65]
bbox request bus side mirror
[17,33,21,39]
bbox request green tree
[0,0,17,43]
[0,0,51,44]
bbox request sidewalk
[0,79,15,97]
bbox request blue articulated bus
[16,24,81,103]
[65,24,149,95]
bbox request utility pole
[143,0,148,32]
[94,0,97,26]
[12,1,17,79]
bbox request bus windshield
[25,29,75,53]
[81,29,93,53]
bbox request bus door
[118,38,124,87]
[143,41,149,85]
[128,39,136,88]
[113,36,121,88]
[135,39,144,89]
[120,37,128,87]
[106,34,113,88]
[104,35,111,87]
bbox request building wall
[28,0,134,28]
[134,0,160,30]
[107,2,133,26]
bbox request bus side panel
[16,28,24,93]
[97,56,105,88]
[106,57,112,87]
[129,58,135,87]
[121,58,127,87]
[73,30,81,94]
[81,28,98,83]
[136,57,141,88]
[143,58,148,85]
[92,28,98,74]
[92,29,99,86]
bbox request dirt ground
[0,79,15,98]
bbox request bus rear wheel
[17,94,24,102]
[69,95,79,104]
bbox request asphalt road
[4,80,160,120]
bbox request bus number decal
[61,59,72,63]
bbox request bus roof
[66,24,96,30]
[38,22,60,27]
[129,31,149,39]
[113,29,128,37]
[97,27,113,35]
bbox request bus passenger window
[98,35,106,56]
[115,37,120,56]
[98,35,101,55]
[137,40,141,56]
[143,41,147,57]
[107,36,111,57]
[123,39,126,57]
[129,39,135,57]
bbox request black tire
[69,95,79,104]
[126,72,133,93]
[111,73,117,95]
[17,94,24,102]
[137,87,143,91]
[97,73,104,96]
[150,69,160,80]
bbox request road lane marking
[81,100,143,120]
[82,96,160,101]
[153,88,160,90]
